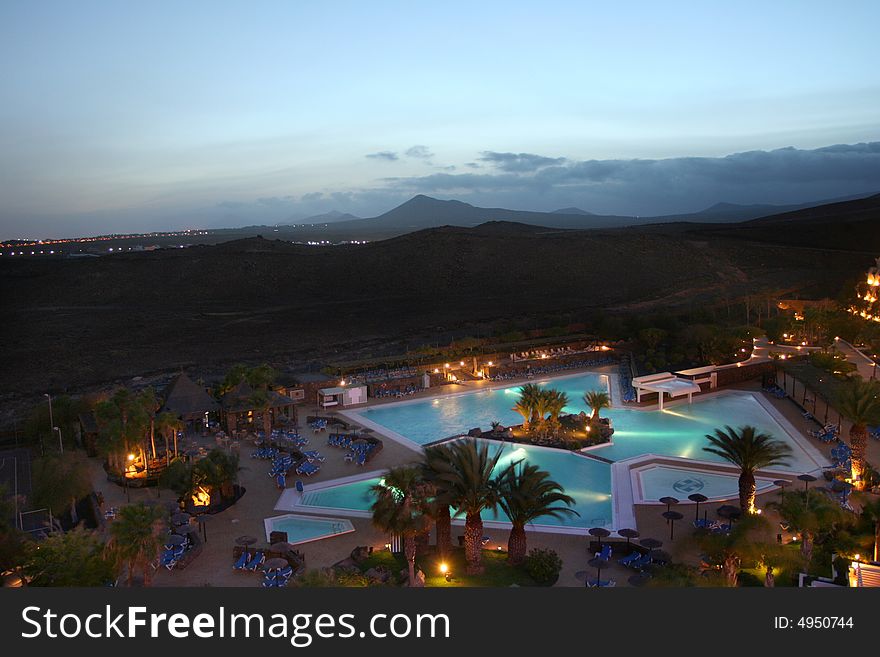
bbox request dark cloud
[405,145,434,159]
[479,151,567,172]
[380,142,880,215]
[365,151,399,161]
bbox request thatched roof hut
[162,373,219,421]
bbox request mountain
[552,207,594,215]
[282,210,361,225]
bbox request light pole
[53,426,63,454]
[44,393,54,439]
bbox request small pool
[297,440,613,529]
[637,465,777,501]
[264,514,355,545]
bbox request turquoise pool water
[353,375,819,473]
[639,466,777,500]
[266,514,354,545]
[356,372,608,445]
[300,440,613,529]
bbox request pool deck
[86,365,879,588]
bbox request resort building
[221,380,298,434]
[161,373,220,432]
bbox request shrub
[524,548,562,585]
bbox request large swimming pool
[353,372,609,446]
[306,374,826,531]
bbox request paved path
[834,337,879,381]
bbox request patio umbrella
[588,527,611,551]
[165,534,186,546]
[628,572,652,587]
[797,473,817,493]
[587,557,607,587]
[662,511,684,540]
[640,537,663,553]
[236,535,258,555]
[176,523,199,535]
[263,557,289,571]
[773,479,791,502]
[171,512,191,527]
[716,505,741,528]
[659,496,679,514]
[617,528,640,548]
[687,493,708,521]
[270,541,293,554]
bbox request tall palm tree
[422,444,456,558]
[691,514,771,587]
[370,467,430,587]
[703,425,792,514]
[544,390,569,424]
[107,503,166,586]
[155,411,183,461]
[768,489,844,563]
[248,390,273,437]
[835,379,880,489]
[512,384,543,430]
[583,390,610,425]
[431,440,516,574]
[497,463,577,564]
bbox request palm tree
[107,503,166,586]
[692,514,771,587]
[155,411,183,461]
[768,489,845,563]
[431,440,517,574]
[512,384,543,430]
[544,390,569,424]
[583,390,610,425]
[703,425,792,514]
[370,467,430,587]
[248,390,273,437]
[422,444,456,558]
[861,497,880,563]
[497,463,577,564]
[835,379,880,489]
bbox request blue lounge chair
[295,480,304,493]
[233,552,249,570]
[244,551,265,572]
[594,544,612,561]
[276,474,286,489]
[629,553,653,570]
[587,578,616,587]
[618,551,642,567]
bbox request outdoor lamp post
[44,393,54,439]
[53,426,63,454]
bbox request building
[161,373,220,431]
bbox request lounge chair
[629,553,653,570]
[587,578,616,588]
[295,480,304,493]
[244,551,265,572]
[233,552,249,570]
[594,544,612,561]
[618,551,642,567]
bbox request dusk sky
[1,1,879,238]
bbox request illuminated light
[600,345,610,351]
[439,563,448,574]
[487,361,493,366]
[444,363,450,368]
[128,453,136,461]
[433,368,439,373]
[854,554,861,562]
[459,361,464,366]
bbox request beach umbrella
[773,479,791,502]
[587,557,607,587]
[797,473,817,494]
[628,572,652,587]
[171,512,191,527]
[270,541,293,554]
[165,534,186,547]
[716,505,741,528]
[662,511,684,540]
[588,527,611,551]
[640,537,662,553]
[176,523,199,535]
[617,528,640,548]
[236,535,258,555]
[659,496,679,513]
[197,514,212,543]
[687,493,708,521]
[263,557,289,571]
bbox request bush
[524,548,562,586]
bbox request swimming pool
[297,440,614,529]
[263,514,355,545]
[637,465,778,501]
[348,375,822,474]
[351,372,609,446]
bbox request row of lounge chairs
[693,518,732,533]
[271,429,309,447]
[296,461,321,476]
[373,384,422,398]
[233,550,265,572]
[763,383,787,399]
[826,443,852,470]
[489,356,616,382]
[252,446,280,460]
[160,534,195,571]
[309,418,328,432]
[328,433,378,465]
[262,565,294,588]
[811,424,839,443]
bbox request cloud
[365,151,399,161]
[479,151,567,172]
[405,145,434,159]
[379,142,880,215]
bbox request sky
[1,1,879,238]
